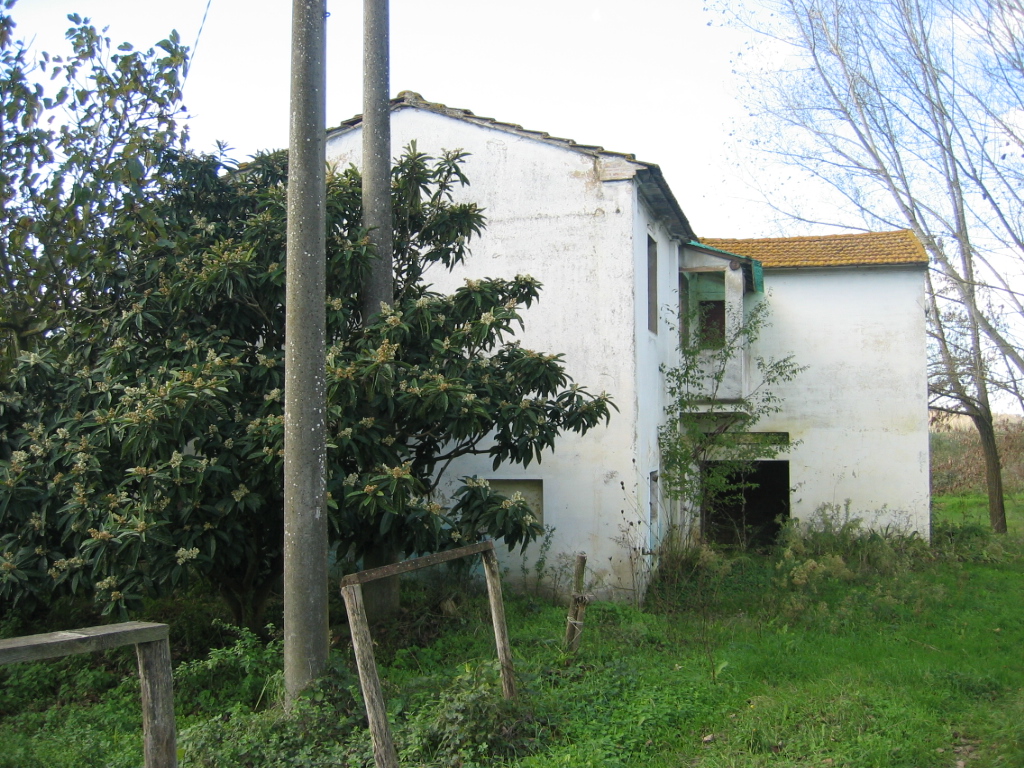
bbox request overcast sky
[12,0,789,238]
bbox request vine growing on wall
[659,299,804,547]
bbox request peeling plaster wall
[326,109,660,595]
[325,108,931,597]
[750,266,930,534]
[632,204,683,559]
[679,247,749,400]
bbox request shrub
[400,659,546,767]
[173,623,283,716]
[777,502,929,576]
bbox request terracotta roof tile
[700,230,928,269]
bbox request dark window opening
[701,460,790,549]
[698,299,726,348]
[682,270,726,349]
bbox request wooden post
[481,548,516,700]
[341,583,399,768]
[564,553,590,655]
[0,622,176,768]
[339,540,518,760]
[137,638,178,768]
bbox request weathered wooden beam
[137,638,178,768]
[0,622,168,666]
[340,540,494,586]
[341,583,399,768]
[481,548,517,700]
[0,622,177,768]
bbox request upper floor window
[647,235,658,334]
[681,270,726,348]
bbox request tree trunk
[970,412,1007,534]
[220,573,281,637]
[361,542,401,624]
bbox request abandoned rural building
[326,92,930,598]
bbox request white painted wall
[326,107,661,595]
[632,207,685,557]
[750,266,931,533]
[325,106,931,600]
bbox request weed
[174,622,283,716]
[400,659,547,766]
[7,493,1024,768]
[179,654,362,768]
[613,497,655,608]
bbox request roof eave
[328,93,696,241]
[761,260,929,270]
[636,166,696,242]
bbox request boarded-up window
[488,479,544,525]
[647,235,658,334]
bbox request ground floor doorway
[701,460,790,549]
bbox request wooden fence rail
[341,539,516,768]
[0,621,177,768]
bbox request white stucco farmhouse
[325,92,930,598]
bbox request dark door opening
[702,460,790,549]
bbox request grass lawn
[933,492,1024,536]
[2,504,1024,767]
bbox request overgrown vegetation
[931,417,1024,496]
[0,6,613,630]
[4,499,1024,767]
[659,298,803,548]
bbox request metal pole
[284,0,329,703]
[361,0,393,322]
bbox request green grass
[4,502,1024,767]
[933,491,1024,535]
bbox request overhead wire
[184,0,214,85]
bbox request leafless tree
[734,0,1024,531]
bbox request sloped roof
[700,229,928,269]
[328,91,695,240]
[330,90,640,162]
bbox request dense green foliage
[0,1,189,365]
[0,8,613,627]
[3,500,1024,767]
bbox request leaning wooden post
[341,583,399,768]
[481,547,517,700]
[136,636,177,768]
[564,553,590,655]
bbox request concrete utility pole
[360,0,393,322]
[283,0,328,702]
[360,0,401,621]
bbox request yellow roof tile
[700,229,928,269]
